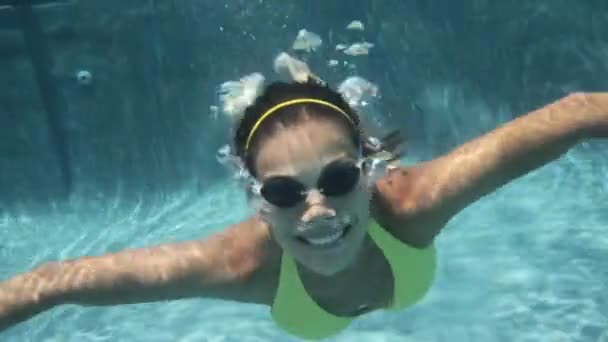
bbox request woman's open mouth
[296,222,354,247]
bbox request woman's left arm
[372,92,608,248]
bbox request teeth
[304,228,345,246]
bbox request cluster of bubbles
[214,19,380,123]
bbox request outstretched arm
[373,92,608,247]
[0,216,273,332]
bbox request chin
[307,236,366,276]
[305,255,353,275]
[312,264,345,276]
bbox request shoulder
[370,164,448,248]
[213,216,281,305]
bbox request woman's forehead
[255,121,357,179]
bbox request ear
[362,130,408,162]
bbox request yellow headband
[245,98,355,151]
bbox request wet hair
[234,79,362,177]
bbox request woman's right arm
[0,216,274,332]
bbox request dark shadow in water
[12,0,72,196]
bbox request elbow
[33,258,103,306]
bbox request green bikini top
[270,221,436,340]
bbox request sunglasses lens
[318,160,360,196]
[260,177,306,208]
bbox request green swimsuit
[271,221,437,340]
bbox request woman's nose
[301,190,336,223]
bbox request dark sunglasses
[258,159,364,208]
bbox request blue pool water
[1,1,607,341]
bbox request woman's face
[252,119,371,276]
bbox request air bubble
[75,69,93,85]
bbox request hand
[363,130,407,162]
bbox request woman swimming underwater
[1,64,607,339]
